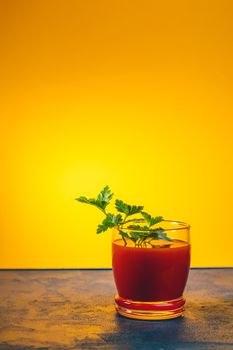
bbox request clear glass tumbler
[112,220,191,320]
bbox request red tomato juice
[112,239,190,302]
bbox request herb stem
[122,235,127,246]
[119,214,128,229]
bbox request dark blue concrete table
[0,269,233,349]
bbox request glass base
[115,295,185,320]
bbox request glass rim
[117,220,190,232]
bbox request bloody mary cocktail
[112,220,191,320]
[76,186,191,320]
[112,239,190,302]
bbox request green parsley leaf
[115,199,144,217]
[76,196,102,210]
[141,212,163,227]
[150,216,164,226]
[97,213,123,234]
[76,186,113,213]
[157,230,173,241]
[129,231,141,242]
[97,186,114,210]
[148,231,159,240]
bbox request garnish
[76,186,171,247]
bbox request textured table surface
[0,269,233,350]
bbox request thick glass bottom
[115,295,185,320]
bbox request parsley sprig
[76,186,171,247]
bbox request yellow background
[0,0,233,268]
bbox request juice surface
[112,239,190,302]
